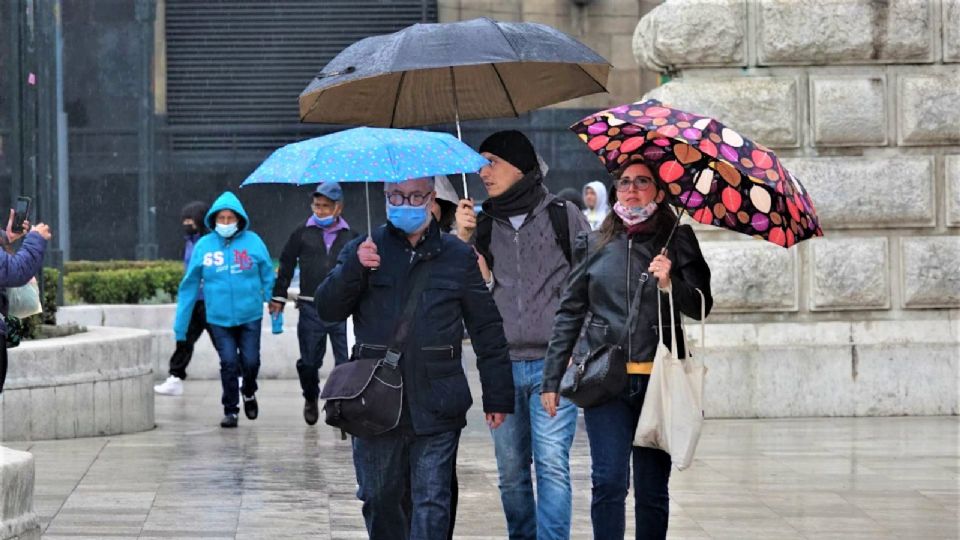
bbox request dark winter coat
[542,214,713,394]
[272,224,358,302]
[315,220,514,436]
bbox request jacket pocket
[421,346,472,418]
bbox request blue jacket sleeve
[314,235,368,322]
[173,239,204,341]
[0,232,47,288]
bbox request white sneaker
[154,376,184,396]
[238,376,243,389]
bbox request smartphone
[11,196,31,233]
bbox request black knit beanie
[479,130,538,174]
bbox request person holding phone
[0,207,52,393]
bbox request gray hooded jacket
[483,189,590,360]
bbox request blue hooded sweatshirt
[173,192,274,341]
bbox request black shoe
[220,414,238,428]
[243,395,258,420]
[304,398,319,426]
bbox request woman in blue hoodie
[174,192,274,428]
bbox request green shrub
[65,263,183,304]
[64,260,181,273]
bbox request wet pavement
[4,353,958,539]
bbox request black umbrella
[298,17,611,194]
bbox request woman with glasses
[539,157,713,540]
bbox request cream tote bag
[634,287,707,471]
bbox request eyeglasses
[616,176,656,191]
[385,191,431,207]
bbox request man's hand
[357,237,380,269]
[268,301,284,315]
[4,209,30,243]
[455,199,477,243]
[31,223,51,241]
[540,392,560,418]
[486,412,507,429]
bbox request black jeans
[169,300,215,380]
[583,375,672,540]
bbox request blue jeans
[296,300,349,400]
[583,375,671,540]
[352,429,460,540]
[491,358,578,540]
[209,320,261,415]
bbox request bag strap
[546,200,573,266]
[695,287,705,348]
[616,272,648,348]
[384,259,432,367]
[655,288,678,360]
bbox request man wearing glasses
[270,182,358,425]
[315,176,514,540]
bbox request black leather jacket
[542,214,713,394]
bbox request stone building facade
[631,0,958,416]
[437,1,956,416]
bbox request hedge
[64,261,183,304]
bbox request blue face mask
[310,214,336,228]
[215,223,239,238]
[387,204,430,234]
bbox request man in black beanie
[456,130,588,540]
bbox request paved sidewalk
[4,355,958,539]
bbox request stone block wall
[633,0,959,416]
[634,0,959,318]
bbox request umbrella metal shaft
[451,66,469,198]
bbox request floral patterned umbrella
[570,99,823,248]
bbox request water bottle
[271,311,284,335]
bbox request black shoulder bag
[320,261,431,438]
[559,271,648,408]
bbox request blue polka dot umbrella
[242,127,489,234]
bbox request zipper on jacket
[514,230,522,319]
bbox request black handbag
[320,261,431,438]
[560,272,648,408]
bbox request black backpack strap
[547,200,572,266]
[384,260,432,367]
[475,213,495,270]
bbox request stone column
[0,447,40,540]
[632,0,959,416]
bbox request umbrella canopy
[242,127,489,186]
[298,17,610,127]
[242,127,489,235]
[571,100,823,248]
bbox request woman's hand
[540,392,560,418]
[649,250,672,289]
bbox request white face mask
[215,223,238,238]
